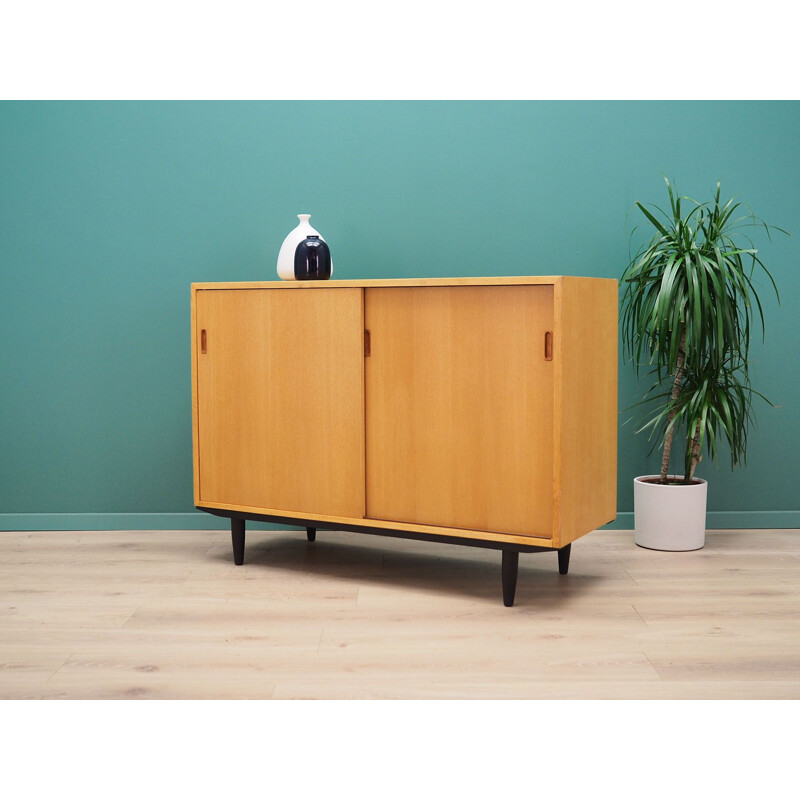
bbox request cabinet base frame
[197,506,572,607]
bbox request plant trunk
[688,418,702,482]
[659,327,687,484]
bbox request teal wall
[1,101,798,530]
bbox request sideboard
[191,276,618,605]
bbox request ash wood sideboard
[191,276,618,605]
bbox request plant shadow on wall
[620,177,790,551]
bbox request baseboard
[603,511,800,530]
[0,513,288,531]
[1,511,799,532]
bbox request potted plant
[620,177,788,551]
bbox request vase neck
[297,214,311,224]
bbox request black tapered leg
[231,518,245,565]
[502,550,519,607]
[558,543,571,575]
[306,527,316,542]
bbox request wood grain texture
[553,277,618,546]
[196,500,552,547]
[191,285,200,502]
[2,529,799,699]
[195,288,365,518]
[192,276,565,291]
[193,276,617,549]
[365,285,554,537]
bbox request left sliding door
[194,288,365,519]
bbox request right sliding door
[364,285,554,538]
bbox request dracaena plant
[620,177,788,484]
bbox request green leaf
[635,202,670,236]
[620,178,789,477]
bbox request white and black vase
[276,214,333,280]
[294,235,332,280]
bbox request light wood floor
[1,528,799,699]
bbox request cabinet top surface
[192,276,617,290]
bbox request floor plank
[1,528,798,699]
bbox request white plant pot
[276,214,333,280]
[633,475,708,551]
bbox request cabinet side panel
[195,288,365,519]
[191,286,201,505]
[555,278,618,545]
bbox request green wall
[1,101,798,530]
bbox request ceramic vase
[277,214,333,280]
[294,235,332,280]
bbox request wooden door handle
[364,329,371,357]
[201,329,207,354]
[544,331,553,361]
